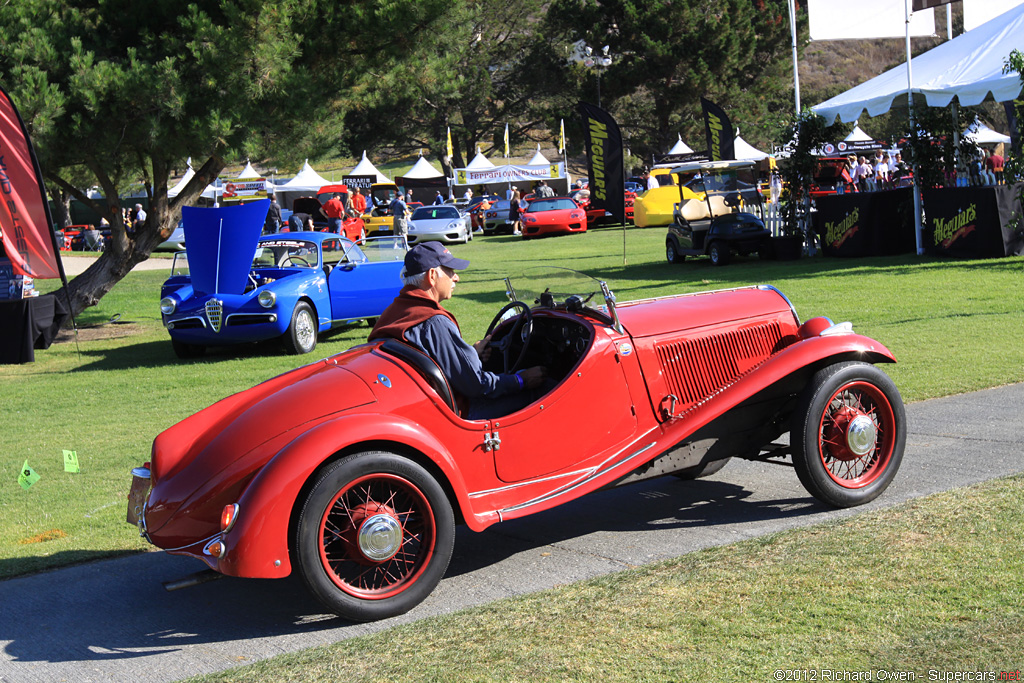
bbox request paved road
[1,384,1021,683]
[61,255,169,277]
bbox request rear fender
[659,333,895,440]
[217,413,472,578]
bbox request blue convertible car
[159,203,407,358]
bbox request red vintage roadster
[128,270,906,622]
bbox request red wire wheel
[317,473,436,599]
[296,452,455,622]
[793,362,906,508]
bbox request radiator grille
[655,321,783,413]
[205,299,224,333]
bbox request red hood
[616,287,797,338]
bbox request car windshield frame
[525,198,577,213]
[252,238,320,269]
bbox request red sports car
[520,197,588,238]
[128,270,906,622]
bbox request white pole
[906,0,924,255]
[788,0,801,114]
[947,3,953,40]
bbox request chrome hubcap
[846,414,877,456]
[296,311,315,348]
[358,513,403,562]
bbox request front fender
[217,412,472,578]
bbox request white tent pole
[906,0,924,255]
[947,3,952,40]
[789,0,801,114]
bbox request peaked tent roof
[667,135,694,155]
[349,151,390,182]
[277,160,331,192]
[168,164,195,198]
[734,133,769,161]
[812,4,1024,123]
[966,122,1012,144]
[466,149,495,169]
[402,155,443,178]
[845,124,875,141]
[237,161,259,178]
[527,145,549,166]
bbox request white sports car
[407,205,471,245]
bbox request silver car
[407,205,472,245]
[482,200,514,234]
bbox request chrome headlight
[257,290,276,309]
[160,297,177,315]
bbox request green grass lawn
[2,226,1022,578]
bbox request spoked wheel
[283,301,317,355]
[485,301,533,373]
[295,451,455,622]
[792,362,906,508]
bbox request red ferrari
[520,197,588,238]
[128,270,906,622]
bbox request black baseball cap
[404,242,470,276]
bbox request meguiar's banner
[701,98,736,163]
[578,102,625,225]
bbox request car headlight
[448,222,460,230]
[160,297,177,315]
[257,290,276,308]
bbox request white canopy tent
[274,160,332,209]
[527,144,549,166]
[733,132,770,161]
[812,4,1024,124]
[845,124,874,142]
[966,122,1012,145]
[401,155,444,179]
[465,149,496,170]
[348,151,391,183]
[168,163,195,199]
[667,135,694,155]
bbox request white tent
[465,149,495,170]
[733,132,770,161]
[667,134,694,155]
[276,160,331,193]
[349,151,391,183]
[845,124,874,142]
[237,161,259,178]
[966,122,1012,145]
[527,144,549,166]
[401,155,443,179]
[812,4,1024,123]
[168,164,195,199]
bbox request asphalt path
[1,383,1022,683]
[60,255,169,277]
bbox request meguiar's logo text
[824,207,860,247]
[933,203,977,247]
[707,113,723,161]
[589,117,608,200]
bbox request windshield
[253,238,320,269]
[412,206,460,221]
[525,198,577,213]
[503,267,616,328]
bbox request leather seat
[378,339,460,416]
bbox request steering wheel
[282,255,311,267]
[485,301,533,373]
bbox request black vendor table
[0,294,69,364]
[922,183,1024,258]
[815,187,918,257]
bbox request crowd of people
[841,147,1007,193]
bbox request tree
[0,0,449,316]
[341,0,573,176]
[545,0,795,161]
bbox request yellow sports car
[363,183,402,236]
[633,175,708,228]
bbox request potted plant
[774,111,846,259]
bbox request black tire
[365,317,378,328]
[708,241,731,266]
[674,457,730,480]
[666,239,685,264]
[171,339,205,359]
[294,451,455,622]
[791,362,906,508]
[283,301,317,355]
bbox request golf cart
[666,159,771,266]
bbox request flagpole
[788,0,801,114]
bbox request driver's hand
[518,366,548,389]
[474,335,493,362]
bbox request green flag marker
[19,460,40,490]
[63,450,80,473]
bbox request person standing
[874,154,890,190]
[321,193,345,233]
[264,196,282,233]
[433,190,445,205]
[989,149,1005,184]
[536,180,555,198]
[509,189,522,236]
[352,188,367,215]
[389,192,409,238]
[132,203,147,232]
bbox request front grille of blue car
[205,299,224,333]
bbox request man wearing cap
[369,242,548,420]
